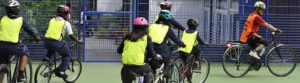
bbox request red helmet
[160,1,172,10]
[133,17,148,26]
[57,5,70,20]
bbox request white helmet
[6,0,20,7]
[254,1,266,10]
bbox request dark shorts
[247,37,269,49]
[0,42,29,64]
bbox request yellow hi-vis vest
[178,31,198,53]
[122,35,148,66]
[45,18,66,41]
[0,16,23,43]
[149,23,169,44]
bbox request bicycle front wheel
[222,47,251,78]
[64,59,82,83]
[190,57,210,83]
[34,62,52,83]
[267,45,297,77]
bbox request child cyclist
[148,10,186,77]
[43,5,82,79]
[178,19,208,83]
[117,17,161,83]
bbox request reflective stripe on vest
[0,16,23,43]
[240,14,259,43]
[149,23,169,44]
[122,35,148,66]
[45,18,66,41]
[178,31,198,53]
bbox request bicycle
[0,45,32,83]
[131,63,164,83]
[222,32,297,78]
[171,45,210,83]
[34,42,82,83]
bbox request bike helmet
[159,10,173,20]
[160,1,172,10]
[57,5,70,20]
[4,0,20,18]
[187,19,199,27]
[133,17,148,26]
[254,1,266,10]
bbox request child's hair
[187,19,199,29]
[125,17,149,42]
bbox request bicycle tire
[267,45,297,77]
[222,47,251,78]
[174,59,185,83]
[1,65,11,83]
[13,59,33,83]
[168,62,180,83]
[63,59,82,83]
[190,57,210,83]
[34,62,52,83]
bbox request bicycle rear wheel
[0,65,11,83]
[190,57,210,83]
[222,47,251,78]
[168,63,180,83]
[34,62,52,83]
[174,59,185,83]
[63,59,82,83]
[11,58,32,83]
[267,45,297,77]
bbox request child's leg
[121,66,135,83]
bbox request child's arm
[146,37,157,59]
[167,28,186,47]
[170,19,185,31]
[117,39,125,54]
[197,33,207,45]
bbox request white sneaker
[249,50,260,59]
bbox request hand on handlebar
[275,29,282,34]
[155,54,163,61]
[77,40,83,44]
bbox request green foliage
[19,0,67,32]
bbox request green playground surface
[3,62,300,83]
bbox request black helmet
[187,19,199,27]
[4,0,20,18]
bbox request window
[217,0,227,9]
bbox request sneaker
[249,50,260,59]
[54,69,68,79]
[17,75,27,83]
[193,61,200,70]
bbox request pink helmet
[133,17,148,26]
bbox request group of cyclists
[118,1,209,83]
[0,0,284,83]
[0,0,82,83]
[119,1,282,83]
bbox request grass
[3,62,300,83]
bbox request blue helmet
[159,10,173,20]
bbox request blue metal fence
[1,0,298,62]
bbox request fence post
[83,0,87,62]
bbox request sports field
[27,62,299,83]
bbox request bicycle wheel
[174,59,185,83]
[13,60,33,83]
[34,62,52,83]
[267,45,297,77]
[222,47,251,78]
[170,63,180,83]
[190,57,210,83]
[63,59,82,83]
[0,65,11,83]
